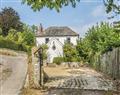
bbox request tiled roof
[36,26,79,37]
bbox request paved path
[0,54,27,95]
[44,66,117,95]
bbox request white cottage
[36,25,79,63]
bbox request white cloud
[91,5,106,17]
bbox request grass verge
[0,48,17,56]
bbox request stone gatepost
[32,47,40,87]
[31,47,45,87]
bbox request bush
[0,37,18,50]
[63,43,80,62]
[21,31,35,46]
[53,57,64,65]
[0,36,28,52]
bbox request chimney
[37,23,43,35]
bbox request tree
[40,44,48,60]
[22,31,35,46]
[31,25,37,33]
[76,39,88,61]
[76,22,120,64]
[6,29,18,41]
[104,0,120,16]
[19,24,35,46]
[0,7,23,36]
[63,42,79,62]
[23,0,120,16]
[22,0,80,12]
[0,28,2,35]
[113,21,120,32]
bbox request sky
[0,0,119,37]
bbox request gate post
[34,47,44,86]
[38,47,43,86]
[116,48,120,91]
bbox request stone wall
[61,62,80,68]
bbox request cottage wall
[36,36,78,63]
[36,36,78,46]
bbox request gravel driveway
[44,66,117,95]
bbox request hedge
[0,37,28,52]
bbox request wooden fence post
[116,48,120,91]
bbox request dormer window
[45,38,49,44]
[67,37,71,43]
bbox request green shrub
[63,43,80,62]
[40,44,48,60]
[71,57,80,62]
[53,57,64,65]
[0,28,2,35]
[0,36,28,52]
[0,37,17,50]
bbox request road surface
[0,53,27,95]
